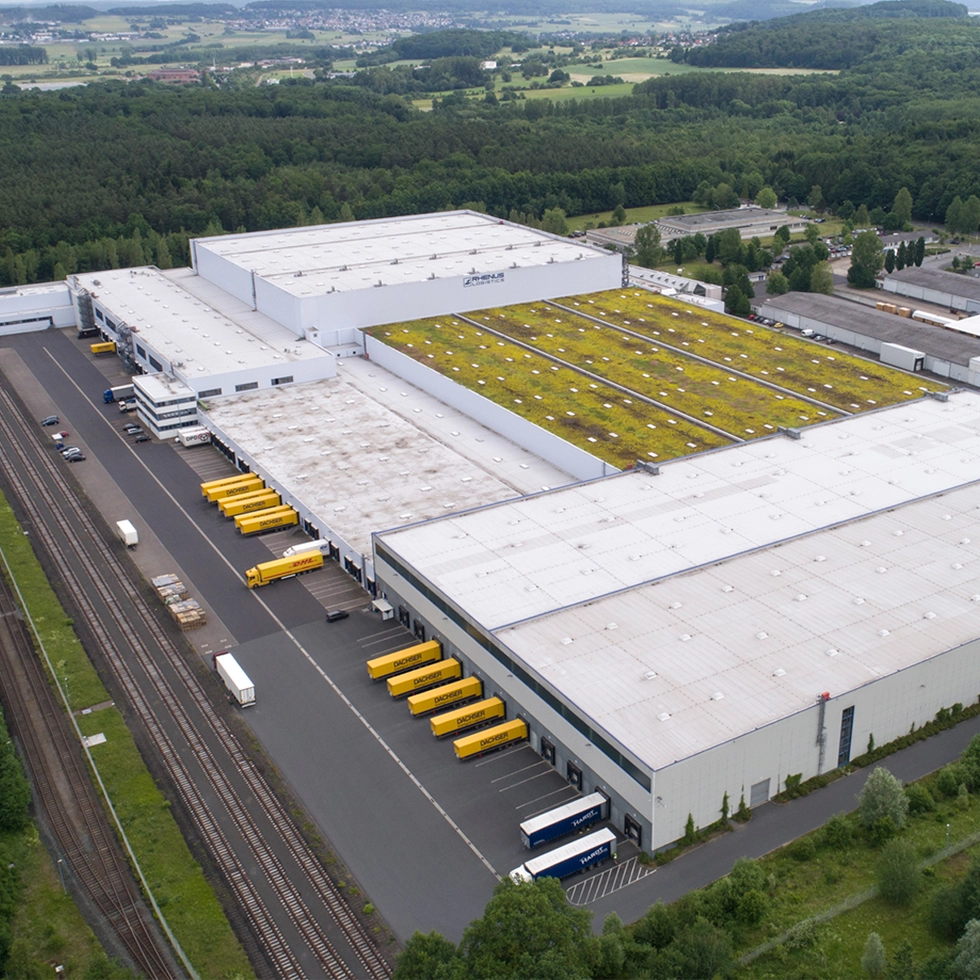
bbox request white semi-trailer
[115,520,138,548]
[282,540,332,559]
[214,652,255,707]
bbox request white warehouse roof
[498,483,980,771]
[380,392,980,630]
[378,391,980,771]
[192,211,609,298]
[204,357,574,555]
[74,265,328,375]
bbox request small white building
[374,391,980,851]
[0,281,76,336]
[133,373,198,438]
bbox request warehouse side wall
[373,546,655,848]
[654,635,980,849]
[364,335,614,482]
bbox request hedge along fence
[468,302,836,439]
[560,290,948,413]
[367,317,731,468]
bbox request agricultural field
[469,302,833,438]
[368,317,730,467]
[561,290,945,413]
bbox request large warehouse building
[30,211,980,854]
[373,391,980,849]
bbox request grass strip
[0,498,254,980]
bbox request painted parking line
[515,786,579,814]
[565,855,656,907]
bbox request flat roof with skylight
[192,211,611,299]
[203,358,574,555]
[377,390,980,630]
[74,266,329,374]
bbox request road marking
[490,760,548,783]
[45,350,502,882]
[565,855,656,906]
[514,787,577,812]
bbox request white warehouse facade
[374,392,980,851]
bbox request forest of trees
[1,0,980,287]
[683,0,969,69]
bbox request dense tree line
[4,6,980,284]
[0,45,46,66]
[684,0,968,69]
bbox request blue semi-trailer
[509,827,616,883]
[520,792,608,849]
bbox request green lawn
[0,499,253,979]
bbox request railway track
[0,559,178,980]
[0,381,391,980]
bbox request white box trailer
[282,539,332,559]
[177,426,211,447]
[215,652,255,707]
[115,520,138,548]
[880,342,925,372]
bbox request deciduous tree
[858,766,909,829]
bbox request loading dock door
[567,761,583,790]
[540,737,556,766]
[750,778,771,807]
[625,813,642,846]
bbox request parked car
[40,415,59,426]
[66,454,86,462]
[127,427,144,436]
[325,609,349,623]
[134,434,150,443]
[61,446,81,457]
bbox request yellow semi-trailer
[205,476,265,503]
[430,696,505,738]
[366,640,441,682]
[90,340,117,355]
[237,509,299,536]
[232,504,295,534]
[387,658,461,699]
[200,473,257,497]
[234,504,294,529]
[454,718,527,761]
[245,552,324,588]
[220,491,282,518]
[408,676,482,717]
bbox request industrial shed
[374,391,980,851]
[757,292,980,386]
[882,266,980,314]
[656,208,808,241]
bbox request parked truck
[177,426,211,447]
[115,520,138,548]
[118,399,138,413]
[214,651,255,707]
[245,552,324,588]
[103,384,135,403]
[509,828,616,883]
[282,540,332,559]
[519,792,608,849]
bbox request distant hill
[683,0,969,69]
[0,4,98,23]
